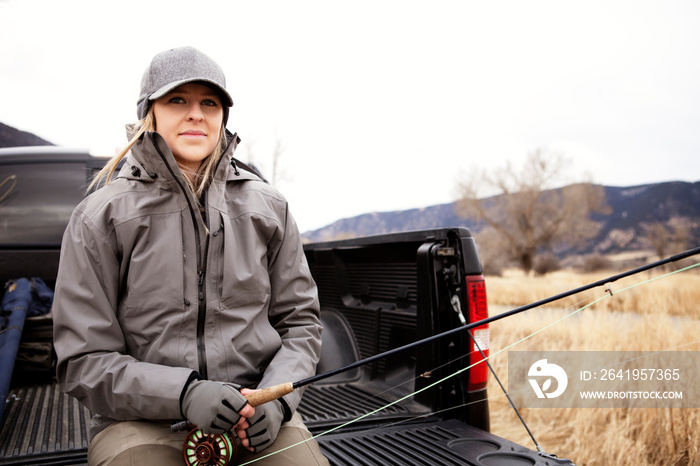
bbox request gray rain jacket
[52,130,322,439]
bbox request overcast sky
[1,0,698,232]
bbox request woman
[52,46,328,465]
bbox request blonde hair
[89,107,227,200]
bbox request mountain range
[302,182,700,261]
[0,122,53,148]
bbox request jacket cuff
[179,371,203,419]
[277,397,292,423]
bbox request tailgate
[315,419,576,466]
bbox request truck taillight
[466,275,489,391]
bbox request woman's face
[152,82,224,175]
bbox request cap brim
[149,78,234,107]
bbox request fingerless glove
[243,399,287,452]
[181,379,249,434]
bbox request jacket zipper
[151,135,210,378]
[197,191,211,379]
[152,133,238,379]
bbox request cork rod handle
[244,382,295,407]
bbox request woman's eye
[168,96,185,104]
[202,99,218,107]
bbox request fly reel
[183,428,237,466]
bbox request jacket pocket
[118,214,187,364]
[219,214,270,310]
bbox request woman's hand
[235,388,257,451]
[235,388,285,453]
[181,380,255,434]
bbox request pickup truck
[0,146,575,465]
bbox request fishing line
[316,272,610,409]
[314,288,603,415]
[362,293,700,442]
[371,322,700,434]
[239,258,700,464]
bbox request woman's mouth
[180,130,207,138]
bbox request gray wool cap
[137,46,233,122]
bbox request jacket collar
[218,131,265,183]
[116,129,263,184]
[116,130,182,183]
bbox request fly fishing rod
[284,244,700,396]
[179,245,700,465]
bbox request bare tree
[645,223,669,260]
[269,136,287,188]
[455,148,610,274]
[474,227,512,276]
[643,217,691,263]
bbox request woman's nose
[187,103,204,120]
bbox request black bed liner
[0,384,89,465]
[0,382,573,466]
[0,380,424,465]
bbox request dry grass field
[484,267,700,465]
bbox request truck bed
[1,383,573,465]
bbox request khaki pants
[88,413,329,466]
